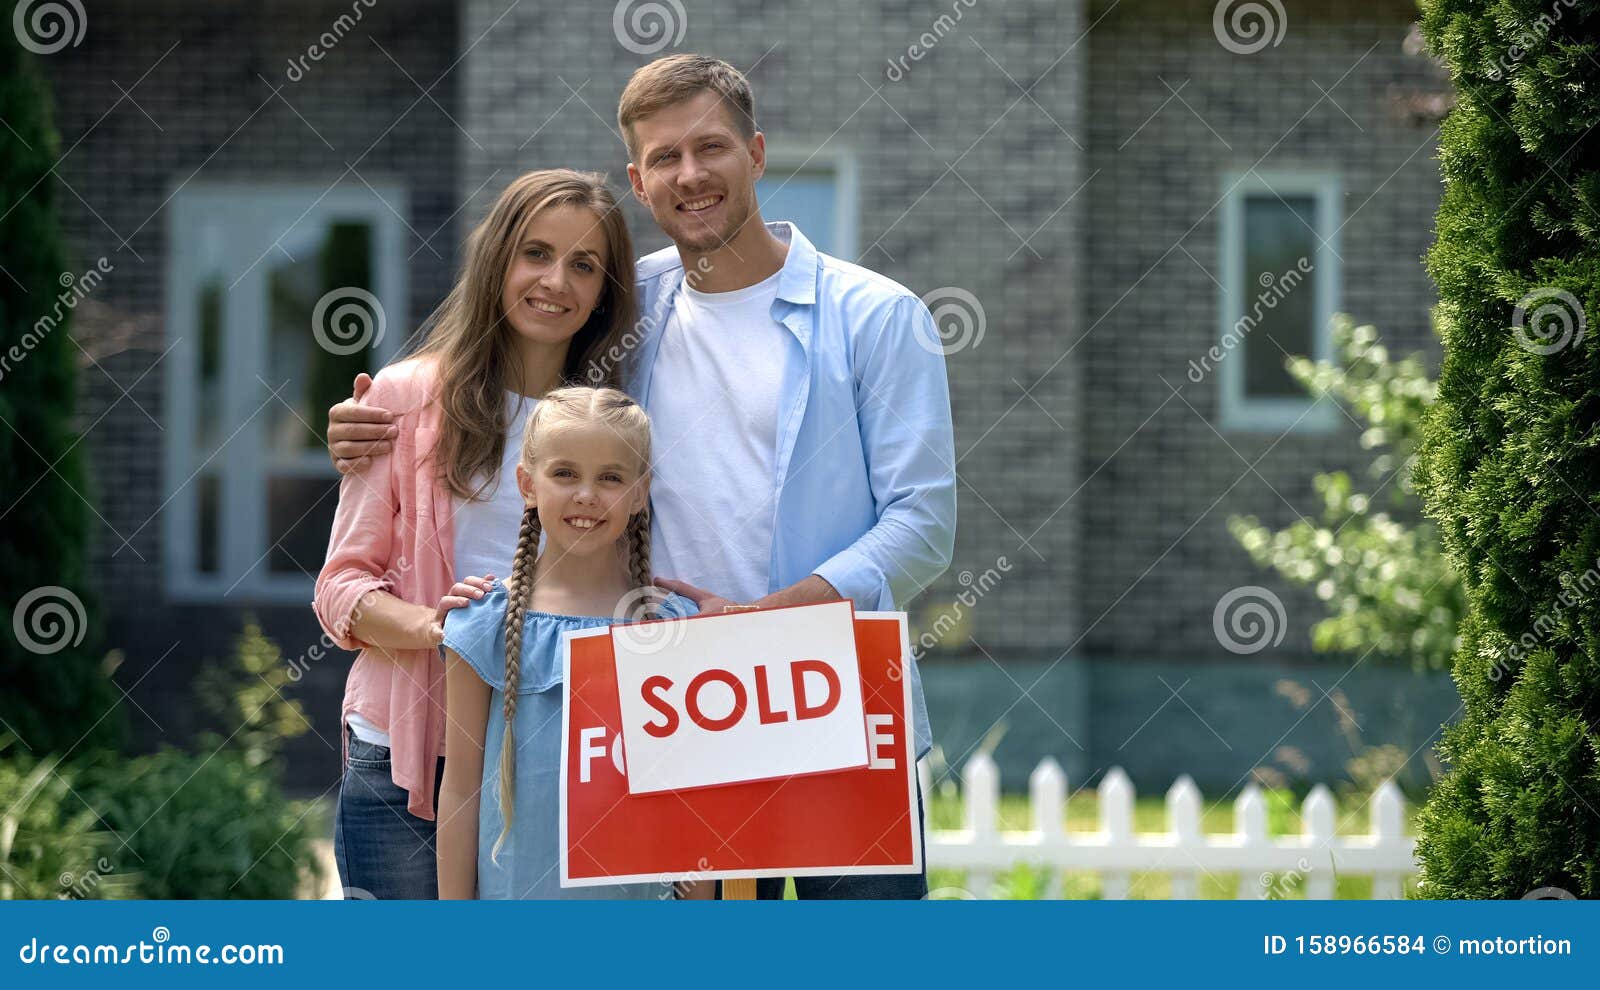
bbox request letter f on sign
[580,727,608,783]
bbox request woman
[313,169,638,899]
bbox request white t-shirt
[347,392,536,749]
[645,268,792,604]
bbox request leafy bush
[0,0,121,756]
[0,744,122,900]
[76,621,322,899]
[1411,0,1600,898]
[1229,316,1465,671]
[79,747,320,900]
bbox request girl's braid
[492,502,540,862]
[625,505,656,619]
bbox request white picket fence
[920,755,1417,899]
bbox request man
[327,54,955,899]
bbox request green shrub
[1230,317,1465,671]
[1412,0,1600,898]
[72,622,322,899]
[0,744,123,900]
[79,747,320,900]
[0,0,121,757]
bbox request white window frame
[163,180,407,603]
[1217,169,1341,433]
[757,143,859,259]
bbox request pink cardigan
[313,357,454,821]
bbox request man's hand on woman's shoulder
[328,372,398,475]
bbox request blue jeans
[333,728,445,899]
[730,784,928,900]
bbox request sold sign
[612,599,868,794]
[560,610,919,887]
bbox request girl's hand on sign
[426,574,495,645]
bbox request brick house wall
[43,0,461,777]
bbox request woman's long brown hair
[410,169,638,500]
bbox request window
[1216,171,1341,431]
[164,182,407,601]
[755,145,858,258]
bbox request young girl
[436,386,697,899]
[314,170,638,899]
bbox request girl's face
[515,421,648,558]
[499,204,610,346]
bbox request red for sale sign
[558,606,921,887]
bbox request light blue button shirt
[631,222,957,757]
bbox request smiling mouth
[677,194,723,214]
[526,298,569,315]
[564,515,602,531]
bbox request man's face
[627,90,765,253]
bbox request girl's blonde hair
[411,169,638,501]
[492,385,656,860]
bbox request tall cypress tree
[0,30,120,754]
[1413,0,1600,897]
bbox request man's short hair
[618,54,756,160]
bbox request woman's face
[499,204,611,346]
[515,421,648,559]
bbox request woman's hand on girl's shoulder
[425,574,495,645]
